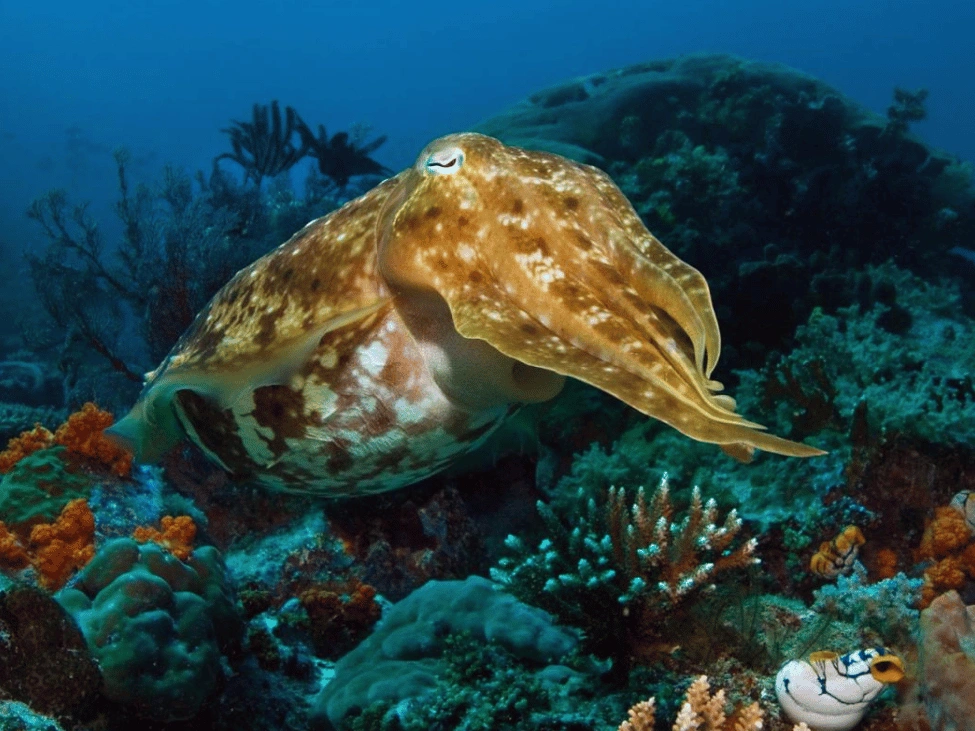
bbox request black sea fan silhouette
[294,114,390,187]
[215,100,307,186]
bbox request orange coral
[0,523,30,569]
[921,556,967,608]
[298,578,382,659]
[132,515,197,560]
[0,499,96,590]
[810,525,865,578]
[29,498,96,590]
[0,425,54,474]
[871,547,900,580]
[54,402,132,477]
[918,507,972,560]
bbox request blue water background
[1,0,972,260]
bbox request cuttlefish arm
[108,175,405,462]
[377,133,824,459]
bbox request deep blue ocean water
[1,0,973,256]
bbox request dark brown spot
[574,231,594,250]
[425,206,442,219]
[251,385,308,458]
[520,322,539,336]
[468,270,483,284]
[255,311,280,347]
[457,215,469,227]
[176,391,254,475]
[564,196,579,211]
[511,198,524,214]
[310,278,322,292]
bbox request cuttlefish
[108,133,824,495]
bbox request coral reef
[132,513,197,560]
[619,676,765,731]
[491,477,757,668]
[811,562,923,647]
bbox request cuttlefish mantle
[108,132,823,496]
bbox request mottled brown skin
[109,133,822,496]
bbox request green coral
[0,446,95,525]
[490,479,758,668]
[56,538,241,721]
[811,562,923,648]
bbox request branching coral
[619,676,765,731]
[492,476,758,667]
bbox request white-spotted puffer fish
[108,133,824,495]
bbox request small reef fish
[108,133,824,495]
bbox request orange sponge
[133,515,197,561]
[0,499,96,590]
[54,402,132,477]
[0,425,54,474]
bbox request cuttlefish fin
[106,299,390,462]
[448,295,825,459]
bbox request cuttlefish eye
[424,147,464,175]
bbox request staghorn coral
[619,676,765,731]
[132,514,197,560]
[492,476,757,667]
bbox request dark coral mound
[476,53,975,369]
[0,583,102,721]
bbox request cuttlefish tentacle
[587,171,723,380]
[379,133,824,461]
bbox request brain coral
[55,537,241,721]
